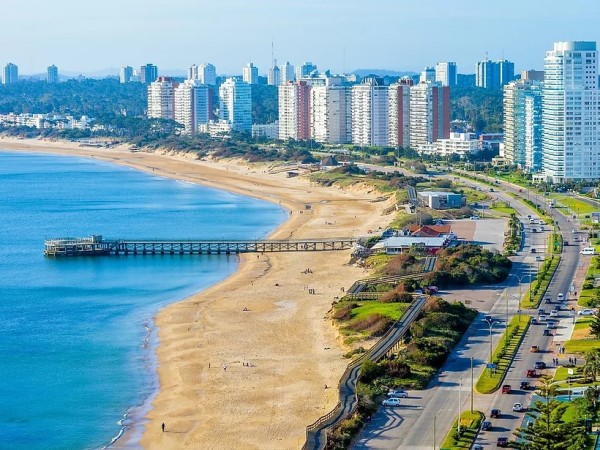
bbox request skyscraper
[419,67,436,84]
[219,78,252,132]
[278,81,311,141]
[435,62,457,87]
[174,80,211,134]
[47,65,59,84]
[147,77,175,119]
[268,64,280,86]
[388,77,413,149]
[409,81,450,149]
[476,59,514,89]
[140,64,158,84]
[310,84,351,144]
[542,41,600,181]
[3,63,18,85]
[242,63,259,85]
[119,66,133,83]
[198,63,216,85]
[503,80,543,172]
[351,77,389,147]
[279,62,295,84]
[296,62,317,80]
[188,64,198,80]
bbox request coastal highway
[354,174,581,449]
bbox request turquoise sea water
[0,151,287,449]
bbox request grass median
[476,314,530,394]
[521,256,561,309]
[439,410,484,450]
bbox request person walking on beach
[161,423,165,432]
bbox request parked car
[534,361,547,369]
[579,309,595,316]
[502,384,512,394]
[382,398,401,407]
[387,389,408,398]
[520,381,531,390]
[497,436,509,447]
[543,329,553,336]
[470,215,480,220]
[481,421,492,431]
[513,402,524,412]
[490,408,501,418]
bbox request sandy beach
[1,137,391,449]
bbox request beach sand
[1,137,392,449]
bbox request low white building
[417,132,480,158]
[252,123,279,139]
[375,235,453,254]
[198,121,233,137]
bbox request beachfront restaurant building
[376,235,454,255]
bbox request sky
[2,0,600,76]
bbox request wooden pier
[44,235,357,257]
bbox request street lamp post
[470,357,474,414]
[484,317,496,372]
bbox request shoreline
[1,137,392,449]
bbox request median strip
[440,410,484,450]
[476,314,530,394]
[521,256,561,309]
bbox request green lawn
[440,411,484,450]
[350,301,408,322]
[555,196,597,215]
[565,338,600,354]
[579,255,600,307]
[575,317,594,331]
[476,315,530,393]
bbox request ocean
[0,151,287,449]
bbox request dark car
[534,361,547,369]
[531,248,537,253]
[491,408,501,418]
[531,318,539,325]
[545,297,552,303]
[520,381,531,390]
[497,436,509,447]
[482,420,492,431]
[543,329,553,336]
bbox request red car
[526,369,537,378]
[502,384,512,394]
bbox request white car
[557,293,564,301]
[513,402,524,412]
[387,390,408,398]
[579,309,595,316]
[383,397,402,407]
[470,215,480,220]
[550,310,559,317]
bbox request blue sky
[2,0,599,76]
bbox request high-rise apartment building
[351,77,389,147]
[279,62,295,84]
[219,78,252,132]
[310,84,351,144]
[388,77,413,149]
[435,62,457,87]
[174,80,211,134]
[242,63,259,85]
[278,81,311,141]
[419,67,436,84]
[503,80,543,172]
[120,66,133,83]
[409,81,450,149]
[188,64,198,80]
[268,64,280,86]
[521,70,544,82]
[140,64,158,84]
[47,65,59,84]
[147,77,176,119]
[476,59,514,89]
[542,41,600,181]
[198,63,216,85]
[3,63,18,85]
[296,62,317,80]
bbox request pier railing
[44,236,357,257]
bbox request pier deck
[44,236,356,257]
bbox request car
[564,240,569,246]
[387,389,408,398]
[534,361,547,369]
[490,408,501,418]
[470,215,480,220]
[382,398,401,407]
[483,314,494,322]
[538,308,546,315]
[531,318,539,325]
[490,188,494,192]
[530,345,539,353]
[539,220,546,225]
[579,309,595,316]
[550,310,559,317]
[539,314,547,321]
[543,329,553,336]
[544,297,552,303]
[513,402,524,412]
[532,228,538,233]
[546,321,556,329]
[536,256,543,261]
[527,369,538,377]
[557,293,564,301]
[481,420,492,431]
[473,445,484,450]
[531,248,537,253]
[520,381,531,390]
[572,229,577,233]
[527,214,532,219]
[502,384,512,393]
[497,436,509,447]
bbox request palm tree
[583,348,600,382]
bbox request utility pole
[470,357,474,414]
[457,378,462,436]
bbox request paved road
[354,173,581,449]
